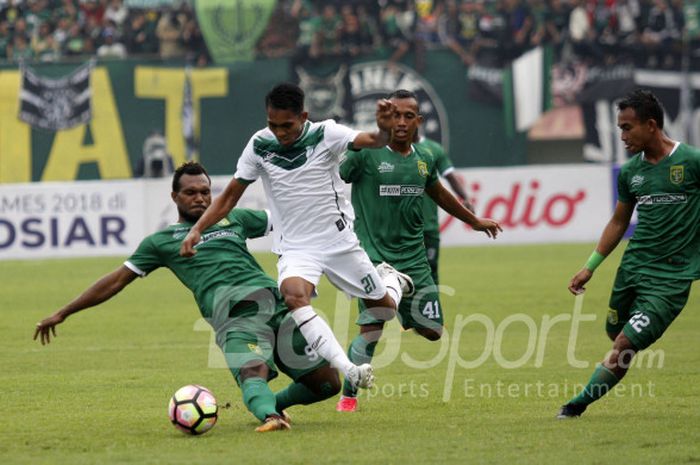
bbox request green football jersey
[340,145,439,266]
[125,209,276,319]
[417,138,455,236]
[617,142,700,279]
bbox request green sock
[342,335,377,397]
[570,364,620,406]
[275,380,335,411]
[241,377,277,422]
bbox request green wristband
[585,251,605,272]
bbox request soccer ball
[168,384,218,435]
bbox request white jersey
[234,119,360,253]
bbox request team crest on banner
[19,62,93,131]
[417,160,428,177]
[195,0,275,63]
[296,65,348,120]
[296,61,449,150]
[670,165,684,184]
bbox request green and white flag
[506,46,553,133]
[195,0,276,63]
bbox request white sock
[380,273,402,309]
[291,305,354,376]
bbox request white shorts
[277,240,387,300]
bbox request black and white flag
[19,62,93,131]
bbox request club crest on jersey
[378,161,395,173]
[607,309,618,325]
[670,165,684,185]
[217,218,231,227]
[417,160,428,177]
[247,343,263,355]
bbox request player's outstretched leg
[283,277,375,389]
[337,324,383,412]
[276,365,342,412]
[557,363,619,419]
[557,333,634,419]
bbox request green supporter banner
[195,0,275,63]
[0,52,526,183]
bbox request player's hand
[33,312,66,345]
[568,268,593,295]
[472,218,502,239]
[180,229,201,257]
[375,99,396,133]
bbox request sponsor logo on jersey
[636,193,687,205]
[378,161,395,173]
[630,175,645,188]
[172,227,189,240]
[379,185,425,196]
[417,160,428,177]
[199,229,239,244]
[670,165,684,184]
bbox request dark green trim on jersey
[236,177,255,185]
[252,122,325,171]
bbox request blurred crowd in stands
[0,0,210,64]
[260,0,699,71]
[1,0,698,70]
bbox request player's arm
[33,266,139,345]
[443,171,474,212]
[180,177,249,257]
[349,99,394,149]
[568,200,635,295]
[426,181,502,238]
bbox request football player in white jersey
[180,83,412,392]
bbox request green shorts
[423,232,440,285]
[358,260,443,331]
[607,268,692,350]
[217,289,327,384]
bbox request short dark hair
[265,83,305,114]
[172,161,210,192]
[388,89,419,102]
[618,89,665,129]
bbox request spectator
[134,130,175,179]
[641,0,683,68]
[0,21,11,60]
[546,0,572,61]
[97,28,126,59]
[9,34,34,62]
[63,22,89,57]
[156,10,185,60]
[104,0,128,31]
[315,4,342,57]
[380,1,413,69]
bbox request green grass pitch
[2,243,698,464]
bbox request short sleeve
[124,236,162,277]
[339,149,365,183]
[322,119,360,156]
[229,208,271,239]
[426,158,440,187]
[616,167,633,204]
[436,147,454,177]
[233,136,261,184]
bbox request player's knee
[416,327,442,341]
[239,361,268,381]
